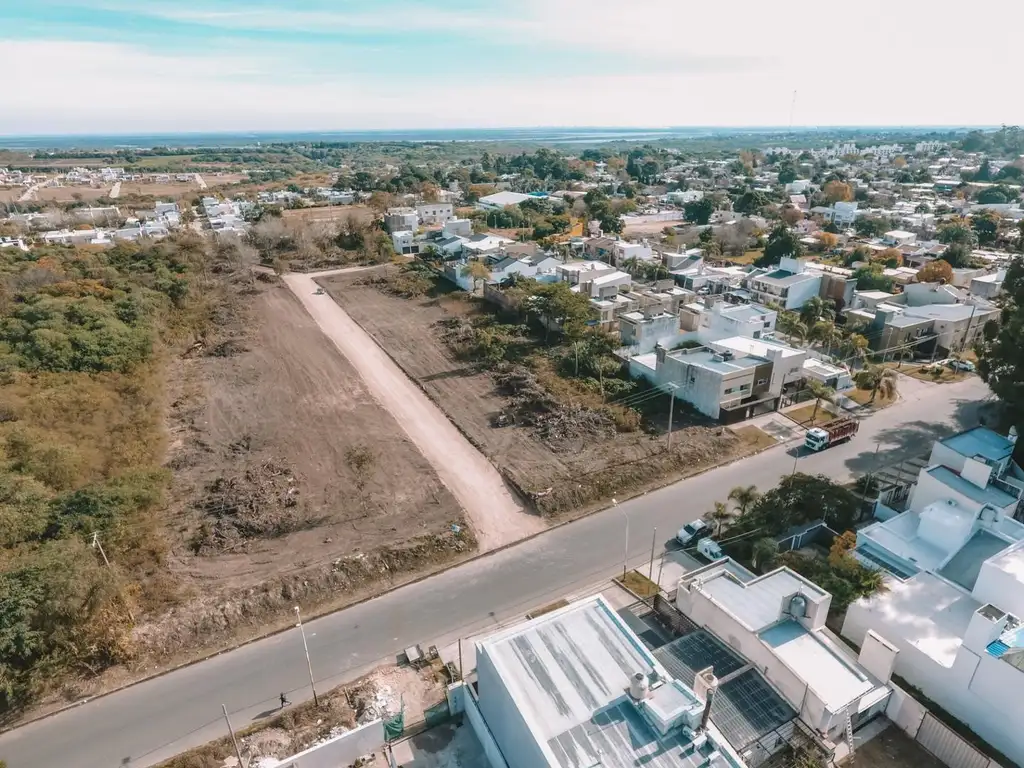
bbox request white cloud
[2,32,1023,135]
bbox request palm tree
[704,501,731,536]
[806,379,836,422]
[873,367,898,403]
[752,537,779,573]
[799,296,835,327]
[727,485,760,518]
[856,365,899,403]
[787,320,809,347]
[809,320,842,356]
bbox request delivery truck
[804,417,859,451]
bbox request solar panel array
[653,630,746,686]
[654,633,796,750]
[714,669,796,749]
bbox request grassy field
[845,387,896,407]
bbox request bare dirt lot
[0,187,24,202]
[34,185,110,202]
[120,181,201,198]
[142,280,470,657]
[847,725,945,768]
[283,204,375,225]
[197,172,248,187]
[320,266,757,517]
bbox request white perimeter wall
[277,719,384,768]
[843,605,1024,764]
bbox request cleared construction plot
[319,266,756,517]
[147,280,470,657]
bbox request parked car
[948,359,976,372]
[676,519,709,547]
[697,537,724,561]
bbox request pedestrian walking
[280,692,290,708]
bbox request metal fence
[915,713,998,768]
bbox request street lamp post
[294,606,319,707]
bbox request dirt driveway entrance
[283,271,544,550]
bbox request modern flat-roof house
[473,594,748,768]
[843,427,1024,764]
[416,202,453,225]
[558,260,634,328]
[676,560,893,745]
[476,190,533,211]
[384,207,418,232]
[745,257,823,311]
[695,302,778,344]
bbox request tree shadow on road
[843,397,993,476]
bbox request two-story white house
[416,202,453,225]
[844,426,1024,765]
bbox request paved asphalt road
[0,376,991,768]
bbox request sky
[2,0,1023,135]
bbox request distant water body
[0,126,922,151]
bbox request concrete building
[844,427,1024,764]
[970,270,1006,299]
[558,260,634,327]
[620,309,683,354]
[391,230,418,255]
[584,236,655,266]
[676,560,893,743]
[384,207,419,232]
[745,258,823,311]
[695,302,777,344]
[416,202,453,225]
[442,218,473,238]
[474,594,747,768]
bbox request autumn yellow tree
[823,180,853,203]
[873,247,903,267]
[817,232,839,250]
[917,260,954,283]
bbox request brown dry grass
[120,182,199,199]
[616,569,659,597]
[35,186,109,202]
[846,387,896,407]
[202,173,248,187]
[785,403,837,428]
[0,187,24,202]
[730,425,778,451]
[134,280,470,659]
[320,266,756,518]
[282,204,374,225]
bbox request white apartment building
[416,202,453,225]
[844,426,1024,764]
[391,230,418,255]
[745,257,823,311]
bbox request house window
[764,321,772,328]
[757,378,768,385]
[740,384,750,391]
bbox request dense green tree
[938,218,976,246]
[683,197,715,225]
[976,186,1010,205]
[853,265,895,291]
[853,217,890,238]
[971,210,1001,246]
[940,243,973,268]
[746,474,859,534]
[734,189,771,214]
[776,162,798,185]
[754,224,802,267]
[978,255,1024,430]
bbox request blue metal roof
[941,427,1015,463]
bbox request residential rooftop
[691,567,826,633]
[942,426,1016,464]
[755,269,817,286]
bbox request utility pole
[666,383,679,448]
[615,499,629,579]
[294,606,319,707]
[91,532,110,567]
[648,527,658,583]
[222,704,246,768]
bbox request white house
[620,309,683,354]
[384,207,419,232]
[676,560,893,743]
[391,230,418,255]
[844,427,1024,765]
[472,594,748,768]
[882,230,917,247]
[694,302,777,344]
[416,202,453,225]
[442,218,473,238]
[745,257,823,311]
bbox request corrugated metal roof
[478,596,657,742]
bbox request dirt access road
[283,269,542,549]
